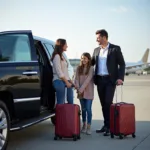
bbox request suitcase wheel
[77,135,81,139]
[110,133,114,139]
[73,135,77,141]
[119,134,123,140]
[132,133,136,138]
[59,136,62,139]
[54,136,58,140]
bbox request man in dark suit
[92,29,125,136]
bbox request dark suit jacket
[92,43,126,84]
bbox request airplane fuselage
[125,62,149,75]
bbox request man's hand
[116,79,123,86]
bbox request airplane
[125,48,150,75]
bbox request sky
[0,0,150,62]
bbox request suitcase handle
[115,85,123,103]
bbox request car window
[44,43,54,59]
[0,34,31,62]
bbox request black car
[0,30,74,150]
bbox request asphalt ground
[8,75,150,150]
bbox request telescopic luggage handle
[115,84,123,103]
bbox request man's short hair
[96,29,108,39]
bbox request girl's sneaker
[81,124,86,133]
[86,125,92,135]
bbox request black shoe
[103,128,110,136]
[96,126,107,133]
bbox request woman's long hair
[77,52,92,75]
[51,39,66,61]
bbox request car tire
[0,100,10,150]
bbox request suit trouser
[97,76,116,128]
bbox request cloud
[111,6,128,13]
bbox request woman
[74,52,94,135]
[51,39,74,104]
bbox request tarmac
[8,75,150,150]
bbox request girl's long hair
[77,52,92,75]
[51,39,66,61]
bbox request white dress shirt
[97,43,110,75]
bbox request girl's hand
[77,89,82,95]
[79,92,82,95]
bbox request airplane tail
[141,48,149,63]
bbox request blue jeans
[53,80,74,104]
[80,99,93,125]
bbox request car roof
[33,36,55,46]
[0,30,55,46]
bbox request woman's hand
[69,80,76,88]
[74,85,79,90]
[66,81,72,88]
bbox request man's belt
[97,74,110,78]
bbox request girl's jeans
[80,99,93,125]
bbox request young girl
[74,53,94,135]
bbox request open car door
[0,30,41,119]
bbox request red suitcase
[110,87,136,139]
[54,104,81,141]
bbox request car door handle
[22,71,38,75]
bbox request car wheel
[0,100,10,150]
[51,116,56,126]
